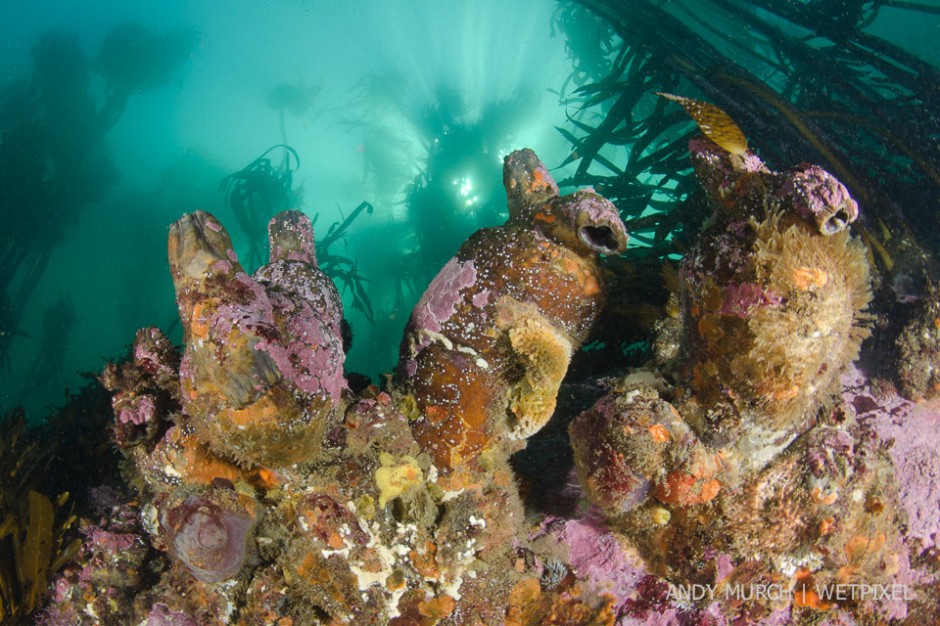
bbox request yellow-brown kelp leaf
[657,92,748,155]
[18,490,53,613]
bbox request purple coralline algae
[843,364,940,551]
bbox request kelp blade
[657,92,748,155]
[18,490,54,613]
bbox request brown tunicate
[397,148,627,470]
[168,210,346,467]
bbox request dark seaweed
[0,24,197,371]
[555,0,940,266]
[554,0,940,371]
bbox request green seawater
[1,0,938,421]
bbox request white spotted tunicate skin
[397,148,627,470]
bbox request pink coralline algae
[550,516,647,614]
[115,393,155,425]
[716,282,782,318]
[842,364,940,550]
[411,257,479,335]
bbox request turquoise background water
[0,0,936,419]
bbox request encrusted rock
[397,148,627,469]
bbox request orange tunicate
[580,269,601,297]
[696,314,724,341]
[648,424,671,443]
[756,376,801,402]
[654,471,721,505]
[256,467,279,489]
[793,568,834,610]
[770,384,801,401]
[504,578,543,626]
[189,301,211,339]
[810,486,838,506]
[844,533,886,562]
[220,395,280,428]
[690,363,709,392]
[699,479,722,501]
[794,588,833,610]
[409,541,440,579]
[418,596,456,620]
[791,266,828,290]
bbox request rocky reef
[37,142,939,626]
[566,122,938,624]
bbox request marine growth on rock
[398,148,627,470]
[169,209,346,468]
[41,152,632,626]
[567,123,937,624]
[38,138,940,626]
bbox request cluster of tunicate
[672,136,872,473]
[170,209,346,468]
[567,131,922,623]
[37,132,939,625]
[40,153,625,626]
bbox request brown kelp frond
[315,201,376,325]
[0,410,52,510]
[656,92,748,155]
[1,24,195,371]
[0,409,80,622]
[317,201,374,252]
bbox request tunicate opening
[821,208,850,235]
[579,225,623,254]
